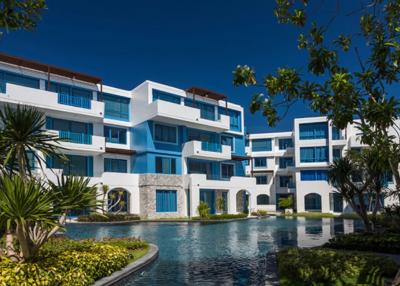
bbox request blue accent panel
[299,122,328,140]
[300,170,328,181]
[153,89,181,104]
[200,189,216,214]
[98,93,130,121]
[104,158,128,173]
[252,139,272,152]
[156,190,177,212]
[300,146,328,162]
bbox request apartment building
[246,117,398,214]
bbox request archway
[236,190,250,213]
[108,188,130,213]
[304,193,322,212]
[257,194,269,205]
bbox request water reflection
[66,217,358,286]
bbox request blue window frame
[185,99,216,121]
[155,157,176,174]
[300,170,328,181]
[218,107,241,131]
[332,126,344,140]
[300,146,328,162]
[221,163,234,179]
[279,157,294,168]
[46,117,92,144]
[278,138,293,150]
[98,93,130,121]
[104,126,127,144]
[187,159,219,180]
[0,70,40,92]
[221,135,234,152]
[254,157,267,168]
[154,123,177,144]
[299,122,328,140]
[256,175,268,185]
[156,190,177,212]
[279,176,294,188]
[104,158,127,173]
[333,148,342,161]
[46,155,93,177]
[153,89,181,104]
[187,129,220,152]
[252,139,272,152]
[47,82,92,109]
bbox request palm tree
[0,104,64,177]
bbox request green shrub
[251,210,268,217]
[192,213,247,220]
[197,202,210,219]
[324,232,400,254]
[278,248,398,286]
[279,196,293,209]
[77,213,140,222]
[0,237,148,286]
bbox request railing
[58,93,91,109]
[59,131,92,145]
[201,141,222,152]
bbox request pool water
[66,217,361,286]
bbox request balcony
[139,100,230,132]
[183,140,231,161]
[0,83,104,120]
[59,131,92,144]
[185,173,256,189]
[49,130,105,153]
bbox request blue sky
[0,0,364,133]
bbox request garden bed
[277,247,399,286]
[0,237,149,286]
[77,213,140,222]
[192,213,248,220]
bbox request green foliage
[77,213,140,222]
[197,201,210,219]
[192,213,247,220]
[0,237,148,286]
[325,233,400,254]
[278,247,399,286]
[216,197,225,213]
[251,210,268,217]
[0,0,46,37]
[278,196,293,209]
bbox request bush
[324,232,400,254]
[278,248,399,286]
[192,213,247,220]
[376,205,400,233]
[251,210,268,217]
[0,237,148,286]
[197,202,210,219]
[77,213,140,222]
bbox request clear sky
[0,0,365,133]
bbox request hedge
[0,237,148,286]
[278,248,399,286]
[324,232,400,254]
[192,213,248,220]
[77,213,140,222]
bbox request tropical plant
[216,197,226,213]
[197,201,210,219]
[279,196,293,210]
[101,184,109,214]
[107,189,128,213]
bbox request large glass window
[104,126,127,144]
[155,157,176,174]
[47,155,93,177]
[2,71,40,90]
[153,89,181,104]
[305,193,322,211]
[300,146,328,162]
[279,157,294,168]
[279,176,294,188]
[46,117,92,144]
[187,159,219,180]
[221,163,234,179]
[333,148,342,161]
[218,107,241,131]
[257,194,269,205]
[156,190,177,212]
[254,157,267,168]
[221,135,234,152]
[104,158,128,173]
[154,123,177,144]
[256,175,269,185]
[252,139,272,152]
[300,170,328,181]
[299,122,328,140]
[47,82,92,109]
[98,93,130,121]
[332,126,344,140]
[278,138,293,150]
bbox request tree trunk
[15,224,33,261]
[5,231,18,261]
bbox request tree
[0,0,46,38]
[217,196,226,213]
[197,201,210,219]
[279,196,294,210]
[233,1,400,203]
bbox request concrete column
[249,192,257,213]
[190,186,200,217]
[228,190,237,214]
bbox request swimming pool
[66,217,361,285]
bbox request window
[279,176,294,188]
[300,146,328,162]
[98,93,130,121]
[46,117,92,144]
[299,122,328,140]
[279,157,294,168]
[1,71,40,89]
[156,190,177,212]
[257,194,269,205]
[154,123,177,144]
[47,82,92,109]
[221,135,234,152]
[185,99,216,121]
[155,157,176,174]
[46,155,93,177]
[279,138,293,150]
[218,107,241,131]
[252,139,272,152]
[256,175,269,185]
[254,157,267,168]
[104,158,127,173]
[221,163,234,179]
[332,126,344,140]
[300,170,328,181]
[104,126,127,144]
[305,193,322,211]
[153,89,181,104]
[333,148,341,161]
[187,159,219,180]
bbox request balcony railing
[201,141,222,152]
[58,93,91,109]
[59,131,92,145]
